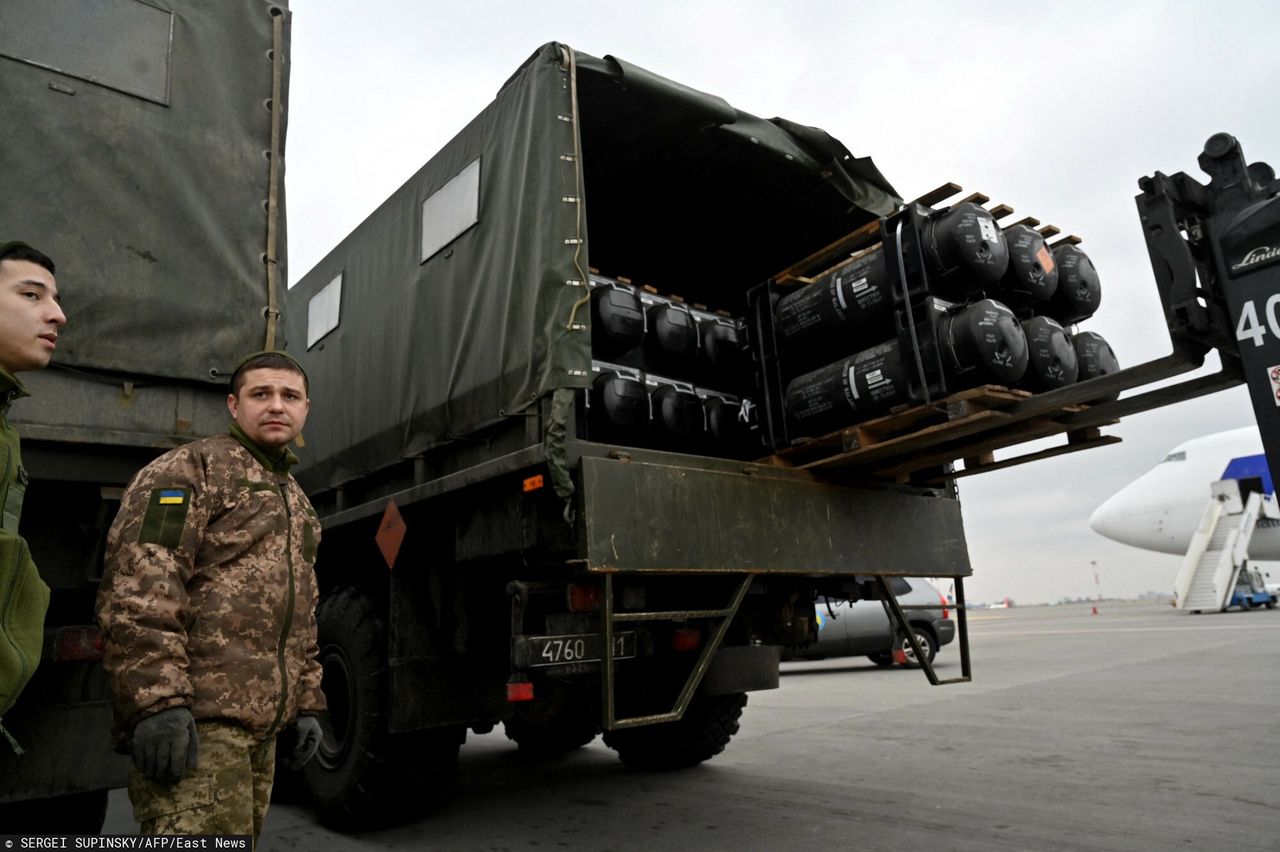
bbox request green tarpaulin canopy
[288,42,900,491]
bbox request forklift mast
[1137,133,1280,482]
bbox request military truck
[0,0,291,831]
[285,42,1280,831]
[4,12,1276,832]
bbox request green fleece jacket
[0,368,51,747]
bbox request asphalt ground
[101,601,1280,851]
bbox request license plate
[527,631,637,667]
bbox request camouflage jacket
[97,429,325,746]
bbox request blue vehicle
[1230,565,1278,610]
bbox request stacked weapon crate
[583,183,1121,484]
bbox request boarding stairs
[1174,480,1275,612]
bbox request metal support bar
[611,607,737,622]
[1056,362,1243,430]
[894,218,933,407]
[876,575,971,686]
[602,574,752,731]
[1002,353,1201,420]
[955,575,972,680]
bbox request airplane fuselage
[1089,427,1280,559]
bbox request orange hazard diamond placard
[375,499,406,570]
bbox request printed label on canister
[1036,245,1055,275]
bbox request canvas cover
[0,0,289,383]
[289,43,900,491]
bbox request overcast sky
[283,1,1279,604]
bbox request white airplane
[1089,426,1280,559]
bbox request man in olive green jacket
[0,241,66,750]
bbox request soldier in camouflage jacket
[97,351,325,840]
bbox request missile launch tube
[774,203,1011,358]
[1040,244,1101,325]
[1018,316,1078,391]
[997,224,1059,310]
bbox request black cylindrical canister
[997,224,1059,310]
[1018,316,1078,391]
[704,394,758,457]
[923,202,1011,294]
[939,299,1029,388]
[774,203,1010,362]
[785,339,912,436]
[590,281,645,359]
[1041,245,1101,325]
[648,378,706,449]
[697,315,746,381]
[773,249,895,362]
[589,368,649,442]
[642,301,698,378]
[1072,331,1119,380]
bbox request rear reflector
[671,628,702,652]
[522,474,545,493]
[54,625,105,663]
[506,678,535,702]
[567,583,602,612]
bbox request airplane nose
[1088,502,1110,537]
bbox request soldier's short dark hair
[0,241,55,275]
[230,351,309,397]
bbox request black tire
[901,625,938,666]
[302,588,463,831]
[867,652,894,667]
[603,692,746,770]
[503,678,600,755]
[0,789,109,834]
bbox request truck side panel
[0,0,288,383]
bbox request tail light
[671,628,702,652]
[567,583,602,612]
[506,675,535,702]
[939,592,950,620]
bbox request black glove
[131,707,199,784]
[289,715,323,769]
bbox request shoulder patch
[138,487,192,548]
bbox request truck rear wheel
[503,678,600,755]
[603,692,746,770]
[303,588,463,830]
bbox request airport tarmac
[101,601,1280,851]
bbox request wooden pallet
[763,385,1119,485]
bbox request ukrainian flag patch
[139,487,192,548]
